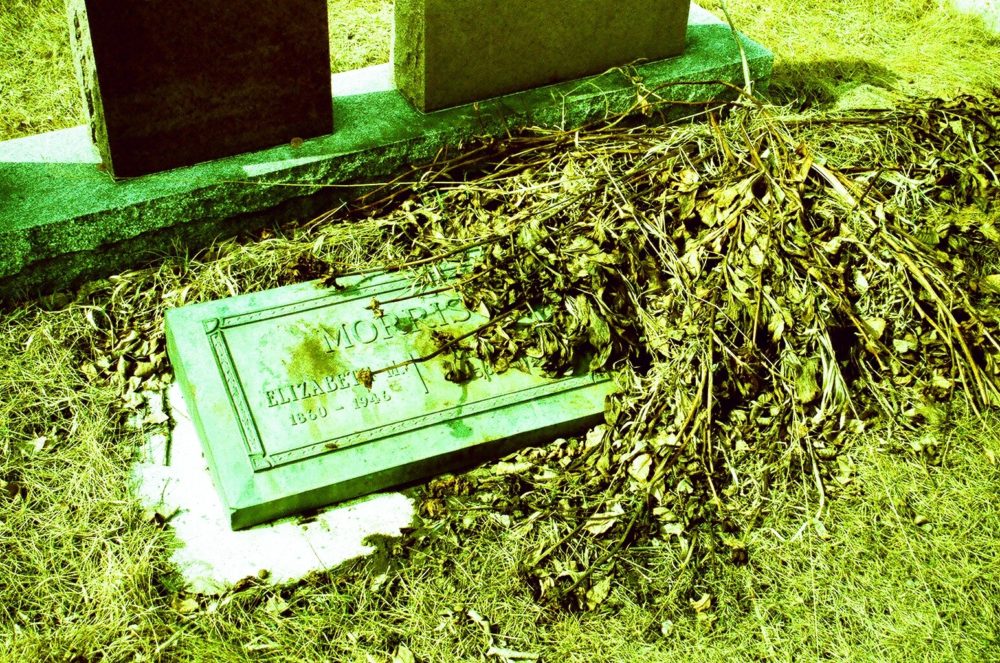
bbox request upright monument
[395,0,692,111]
[66,0,334,178]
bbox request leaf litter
[328,91,1000,610]
[7,91,999,620]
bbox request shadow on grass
[765,58,900,108]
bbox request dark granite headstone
[67,0,333,178]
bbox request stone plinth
[0,6,774,302]
[67,0,334,178]
[395,0,692,111]
[165,263,614,529]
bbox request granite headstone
[67,0,333,177]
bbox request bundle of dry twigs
[39,90,997,611]
[337,92,1000,608]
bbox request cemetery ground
[2,1,1000,662]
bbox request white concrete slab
[0,125,100,164]
[131,383,415,595]
[689,3,725,25]
[331,63,395,97]
[951,0,1000,31]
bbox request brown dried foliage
[344,93,1000,608]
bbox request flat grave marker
[166,262,614,529]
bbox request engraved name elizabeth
[261,296,477,428]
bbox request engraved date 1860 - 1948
[288,389,395,427]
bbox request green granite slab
[0,5,774,300]
[165,265,614,529]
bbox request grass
[328,0,392,73]
[4,0,999,140]
[711,0,1000,106]
[2,0,1000,661]
[3,266,999,659]
[0,0,80,139]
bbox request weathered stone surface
[165,263,614,529]
[395,0,691,111]
[66,0,333,177]
[0,7,774,301]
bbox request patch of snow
[131,384,415,595]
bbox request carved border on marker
[264,371,607,469]
[205,319,268,470]
[220,275,411,329]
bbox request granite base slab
[0,6,772,301]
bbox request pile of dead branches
[340,93,1000,609]
[36,91,997,611]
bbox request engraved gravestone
[395,0,692,112]
[165,263,614,529]
[66,0,333,178]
